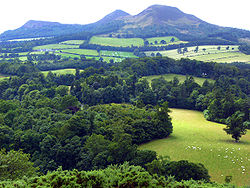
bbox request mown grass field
[33,44,79,50]
[143,74,214,86]
[60,40,85,45]
[60,49,99,56]
[145,45,250,63]
[146,36,180,44]
[101,56,124,63]
[89,36,144,47]
[139,108,250,186]
[100,50,137,58]
[42,69,84,76]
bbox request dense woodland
[0,53,249,186]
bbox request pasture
[42,69,84,76]
[143,74,214,86]
[89,36,144,47]
[60,40,85,45]
[60,49,99,56]
[33,44,79,50]
[139,108,250,186]
[100,50,137,58]
[101,56,124,63]
[145,36,187,46]
[146,45,250,63]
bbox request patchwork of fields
[139,108,250,186]
[146,45,250,63]
[1,37,249,64]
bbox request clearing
[139,108,250,186]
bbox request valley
[0,3,249,187]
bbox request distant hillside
[116,5,250,41]
[0,20,86,41]
[0,4,249,43]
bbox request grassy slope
[100,50,137,58]
[89,36,144,47]
[60,40,85,45]
[33,44,79,50]
[61,49,99,56]
[143,74,214,86]
[139,108,250,186]
[145,45,250,63]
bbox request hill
[116,5,250,41]
[0,20,86,41]
[95,9,130,25]
[0,4,250,44]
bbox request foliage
[0,163,236,187]
[0,149,39,180]
[223,111,249,142]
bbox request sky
[0,0,249,34]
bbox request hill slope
[0,4,249,42]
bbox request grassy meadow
[42,69,80,76]
[33,44,79,50]
[139,108,250,186]
[60,40,85,45]
[100,50,137,58]
[89,36,144,47]
[60,49,99,56]
[146,45,250,63]
[143,74,214,86]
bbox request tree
[194,46,199,53]
[0,149,39,180]
[170,37,175,42]
[165,160,210,182]
[217,46,221,50]
[223,111,248,142]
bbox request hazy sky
[0,0,249,34]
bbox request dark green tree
[223,111,248,142]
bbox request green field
[101,56,124,63]
[89,36,144,47]
[100,50,137,58]
[60,40,85,45]
[146,45,250,63]
[139,109,250,186]
[146,36,180,44]
[143,74,214,86]
[42,69,84,76]
[61,49,99,56]
[33,44,79,50]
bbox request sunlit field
[143,74,214,86]
[89,36,144,47]
[139,108,250,186]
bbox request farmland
[33,44,79,50]
[143,74,214,86]
[100,50,137,58]
[42,68,85,76]
[146,45,250,63]
[139,108,250,185]
[61,49,99,56]
[89,36,144,47]
[60,40,85,45]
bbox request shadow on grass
[219,139,250,145]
